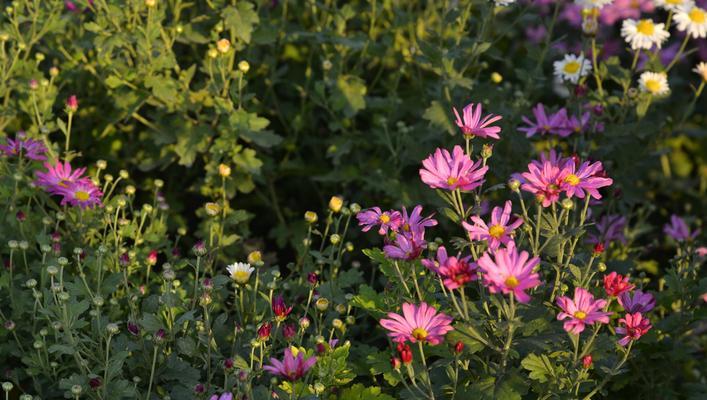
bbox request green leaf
[423,100,455,135]
[521,353,556,383]
[222,3,260,44]
[332,75,367,117]
[337,384,395,400]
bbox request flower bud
[217,38,231,53]
[582,354,593,369]
[508,178,521,192]
[598,262,607,272]
[247,250,262,264]
[65,95,79,113]
[238,60,250,73]
[328,196,343,213]
[315,297,329,312]
[561,198,574,210]
[208,48,218,59]
[71,384,83,396]
[205,202,221,216]
[330,234,341,245]
[145,0,157,7]
[304,211,318,224]
[107,323,120,335]
[218,163,231,177]
[454,341,464,354]
[299,317,311,330]
[2,382,13,392]
[491,72,503,84]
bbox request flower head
[518,153,569,207]
[421,246,478,290]
[639,71,670,96]
[553,53,592,84]
[604,272,635,297]
[477,242,541,303]
[400,205,437,240]
[618,290,655,314]
[616,312,652,346]
[356,207,403,235]
[556,287,612,334]
[58,179,103,208]
[452,103,503,139]
[674,6,707,38]
[654,0,694,12]
[0,135,46,161]
[263,347,317,381]
[621,19,670,50]
[419,146,488,191]
[383,233,426,260]
[226,262,254,284]
[663,215,700,242]
[694,61,707,81]
[586,214,627,248]
[35,161,89,194]
[559,159,613,200]
[379,302,454,345]
[272,295,293,321]
[462,200,523,250]
[209,393,233,400]
[519,104,572,138]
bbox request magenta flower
[663,215,700,242]
[0,135,47,161]
[604,272,635,297]
[476,242,541,303]
[379,302,454,345]
[209,394,233,400]
[272,295,293,321]
[616,313,652,346]
[556,287,612,334]
[600,0,654,25]
[421,246,478,290]
[565,112,591,135]
[57,179,103,208]
[400,205,437,240]
[586,214,627,248]
[462,200,523,250]
[419,146,488,191]
[35,161,89,194]
[559,159,613,200]
[263,347,317,381]
[383,233,425,260]
[452,102,502,139]
[356,207,402,235]
[518,154,567,207]
[618,290,655,314]
[518,104,572,138]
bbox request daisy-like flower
[556,287,612,334]
[604,272,635,297]
[663,214,700,242]
[35,161,89,194]
[452,103,503,140]
[379,302,454,345]
[226,262,254,284]
[421,246,478,290]
[616,312,652,346]
[462,201,523,250]
[575,0,614,9]
[654,0,694,12]
[638,71,670,96]
[621,19,670,50]
[272,295,293,321]
[565,112,591,135]
[586,214,628,248]
[518,104,572,138]
[356,207,403,235]
[559,159,613,200]
[553,54,592,84]
[0,135,47,161]
[518,154,569,207]
[58,179,103,208]
[419,146,489,191]
[618,290,656,314]
[674,6,707,39]
[694,61,707,81]
[383,233,426,260]
[476,242,541,303]
[263,347,317,381]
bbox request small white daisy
[575,0,614,9]
[693,62,707,82]
[654,0,695,12]
[553,54,592,84]
[621,19,670,50]
[226,262,254,284]
[639,72,670,96]
[674,6,707,39]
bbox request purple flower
[452,102,503,139]
[57,179,103,208]
[263,347,317,381]
[586,214,628,248]
[519,104,572,138]
[663,215,699,242]
[209,393,233,400]
[565,112,591,135]
[383,233,426,260]
[356,207,403,235]
[35,161,89,194]
[0,135,47,161]
[400,205,437,241]
[421,246,478,290]
[618,290,655,314]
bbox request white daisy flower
[674,6,707,39]
[654,0,695,12]
[494,0,516,5]
[694,62,707,82]
[621,19,670,50]
[575,0,614,9]
[226,262,254,284]
[553,54,592,84]
[639,72,670,96]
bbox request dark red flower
[582,354,593,369]
[604,272,634,297]
[257,322,272,341]
[272,295,293,321]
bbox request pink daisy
[518,153,568,207]
[476,242,541,303]
[421,246,478,290]
[618,290,655,314]
[356,207,403,235]
[559,159,613,200]
[57,179,103,208]
[383,233,425,261]
[616,312,651,346]
[0,135,47,161]
[263,347,317,381]
[399,205,437,240]
[556,287,612,334]
[35,161,89,194]
[462,200,523,250]
[379,302,454,345]
[419,146,488,191]
[452,102,502,139]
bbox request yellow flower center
[666,0,683,5]
[412,327,428,341]
[58,179,70,188]
[75,191,90,201]
[379,214,390,224]
[489,225,505,239]
[564,174,580,186]
[645,79,662,94]
[689,8,706,24]
[505,276,519,288]
[574,311,587,320]
[446,177,458,186]
[233,271,251,284]
[563,61,581,74]
[636,20,655,35]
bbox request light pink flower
[477,242,541,303]
[618,290,655,314]
[452,103,502,139]
[616,312,651,346]
[559,159,613,200]
[556,287,612,335]
[379,302,454,345]
[419,146,488,191]
[263,347,317,381]
[421,246,478,290]
[463,200,523,250]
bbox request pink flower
[556,288,612,334]
[421,246,478,290]
[600,0,654,26]
[263,347,317,381]
[586,214,627,248]
[518,104,572,138]
[65,95,79,112]
[57,179,103,208]
[0,135,47,161]
[518,153,568,207]
[604,272,635,297]
[463,200,523,250]
[400,205,437,241]
[272,295,293,321]
[35,160,89,194]
[209,394,233,400]
[663,215,700,242]
[379,302,454,345]
[383,233,425,260]
[559,159,613,200]
[618,290,655,314]
[356,207,402,235]
[616,313,651,346]
[452,103,502,139]
[477,242,541,303]
[419,146,488,191]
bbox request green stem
[145,345,159,400]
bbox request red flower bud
[582,354,593,369]
[390,356,402,370]
[454,341,464,354]
[257,322,272,341]
[397,343,413,364]
[66,95,79,112]
[592,243,604,256]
